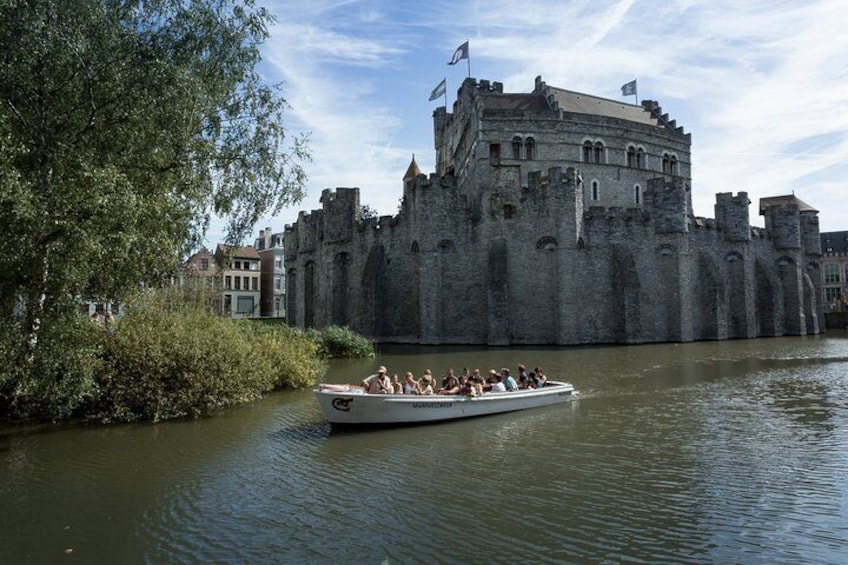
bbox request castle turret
[647,177,689,234]
[714,192,751,242]
[320,188,359,244]
[760,195,816,251]
[801,210,822,256]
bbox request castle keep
[284,76,822,345]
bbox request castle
[283,76,822,345]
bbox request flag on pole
[428,78,446,101]
[621,79,637,96]
[448,41,469,65]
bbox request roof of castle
[478,92,551,112]
[546,87,661,126]
[758,195,818,215]
[403,154,422,181]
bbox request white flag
[428,78,446,101]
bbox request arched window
[504,204,516,219]
[512,136,522,159]
[627,145,636,167]
[634,184,641,205]
[583,141,593,163]
[636,147,644,169]
[663,152,678,175]
[591,180,599,201]
[593,141,604,164]
[525,137,535,160]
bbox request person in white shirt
[362,366,392,394]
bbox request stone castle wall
[284,77,822,345]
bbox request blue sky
[211,0,848,244]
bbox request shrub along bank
[0,290,374,424]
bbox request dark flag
[621,79,637,96]
[448,41,469,65]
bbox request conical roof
[403,154,422,182]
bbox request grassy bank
[0,290,374,424]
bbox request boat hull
[313,381,575,425]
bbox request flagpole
[634,82,638,105]
[443,79,448,107]
[467,51,471,78]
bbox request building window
[662,152,678,175]
[252,277,258,291]
[200,258,209,270]
[489,143,501,165]
[504,204,516,219]
[237,296,254,315]
[512,136,522,159]
[825,264,840,283]
[591,180,599,201]
[525,137,535,160]
[225,276,232,289]
[627,145,636,167]
[636,147,644,169]
[583,141,593,163]
[234,276,241,290]
[593,141,604,164]
[634,184,641,204]
[223,294,232,314]
[825,287,842,305]
[234,261,241,269]
[250,261,258,271]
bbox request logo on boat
[332,398,353,412]
[412,402,453,409]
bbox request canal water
[2,334,848,564]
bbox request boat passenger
[459,375,477,396]
[437,373,460,395]
[482,369,498,392]
[489,372,506,393]
[402,372,419,394]
[391,374,403,394]
[502,368,518,391]
[533,367,547,388]
[440,368,457,390]
[517,364,531,389]
[362,366,392,394]
[419,372,435,395]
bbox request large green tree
[0,0,307,407]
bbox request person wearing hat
[362,366,392,394]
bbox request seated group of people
[361,364,547,396]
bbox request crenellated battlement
[642,100,690,139]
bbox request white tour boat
[313,380,576,425]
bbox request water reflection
[1,335,848,563]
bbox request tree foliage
[0,0,308,395]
